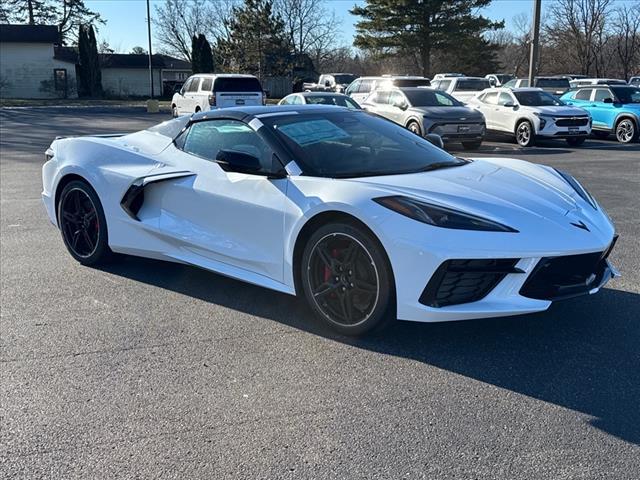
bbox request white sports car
[42,106,619,335]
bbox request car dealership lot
[1,107,639,478]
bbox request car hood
[344,158,613,241]
[525,105,589,116]
[408,106,484,120]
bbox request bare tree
[546,0,614,76]
[611,4,640,80]
[153,0,235,62]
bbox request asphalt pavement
[1,107,639,479]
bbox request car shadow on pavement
[99,256,640,446]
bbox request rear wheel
[407,121,422,137]
[461,140,482,150]
[57,180,113,265]
[566,137,586,147]
[515,120,535,147]
[615,118,637,143]
[301,222,394,336]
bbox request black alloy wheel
[301,223,393,336]
[58,180,112,265]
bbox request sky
[84,0,621,55]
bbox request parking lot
[1,107,639,478]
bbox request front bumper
[537,116,591,138]
[426,122,485,142]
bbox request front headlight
[533,112,551,129]
[374,196,518,232]
[553,169,597,210]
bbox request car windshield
[304,95,360,109]
[334,75,357,84]
[261,111,466,178]
[496,74,514,84]
[404,89,462,106]
[393,78,431,87]
[610,86,640,103]
[514,90,564,106]
[536,78,570,89]
[454,79,491,91]
[147,116,190,137]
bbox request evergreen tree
[199,35,215,73]
[217,0,292,78]
[77,24,102,97]
[191,35,202,73]
[350,0,503,77]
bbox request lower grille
[420,259,521,308]
[555,117,589,127]
[520,236,617,301]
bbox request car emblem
[571,220,590,231]
[460,117,466,121]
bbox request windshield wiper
[412,159,469,173]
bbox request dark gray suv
[362,87,486,149]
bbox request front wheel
[566,137,586,147]
[301,223,394,336]
[515,120,535,147]
[407,121,422,137]
[57,180,113,266]
[615,118,638,143]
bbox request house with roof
[1,24,191,99]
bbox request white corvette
[42,106,619,335]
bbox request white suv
[431,77,492,103]
[467,87,592,147]
[346,75,431,104]
[171,74,264,116]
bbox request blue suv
[560,85,640,143]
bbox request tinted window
[454,79,491,91]
[200,78,213,91]
[593,89,613,102]
[334,74,357,84]
[536,78,570,89]
[359,79,373,93]
[213,77,262,92]
[147,116,189,138]
[305,95,361,109]
[404,89,460,106]
[610,86,640,103]
[392,78,431,87]
[503,79,518,88]
[496,74,514,84]
[498,92,514,105]
[575,89,592,100]
[262,111,465,178]
[514,90,563,106]
[181,119,271,169]
[186,78,200,92]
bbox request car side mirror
[215,149,262,174]
[603,97,613,103]
[503,102,515,108]
[425,133,444,149]
[393,100,408,110]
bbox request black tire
[592,130,609,139]
[615,118,638,144]
[195,106,201,113]
[566,136,586,147]
[407,121,422,137]
[171,104,178,118]
[300,222,394,336]
[461,140,482,150]
[57,180,113,266]
[515,120,535,147]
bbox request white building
[1,24,191,99]
[0,24,78,99]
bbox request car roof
[191,105,349,122]
[190,73,258,79]
[296,92,350,97]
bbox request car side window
[200,78,213,91]
[574,89,592,100]
[390,91,405,106]
[594,89,612,102]
[438,80,452,91]
[435,92,453,106]
[181,78,192,94]
[483,92,499,104]
[291,95,303,105]
[498,92,513,106]
[359,79,372,93]
[180,119,272,171]
[374,91,391,104]
[346,80,359,95]
[187,78,200,93]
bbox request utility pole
[528,0,542,86]
[146,0,154,98]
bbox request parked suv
[362,87,485,149]
[485,74,515,87]
[346,75,431,104]
[503,77,570,96]
[569,78,627,88]
[468,87,591,147]
[431,77,492,103]
[560,85,640,143]
[171,74,264,116]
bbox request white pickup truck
[303,73,358,93]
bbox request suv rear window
[536,78,570,89]
[393,78,431,87]
[214,77,262,92]
[455,79,491,91]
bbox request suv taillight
[208,94,216,106]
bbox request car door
[182,77,201,113]
[145,118,288,282]
[475,91,499,129]
[590,88,616,129]
[175,78,192,115]
[387,91,408,124]
[496,91,517,132]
